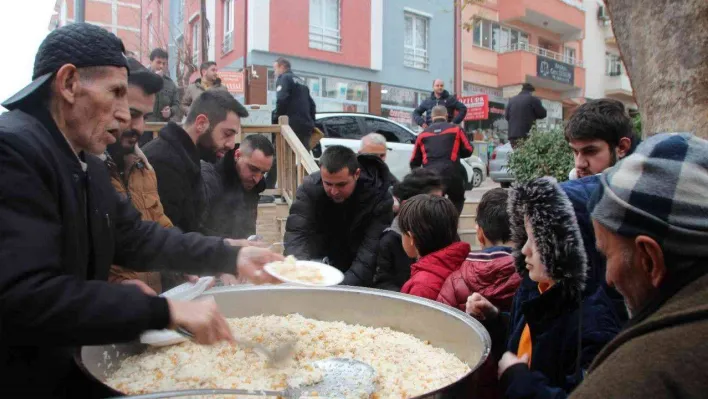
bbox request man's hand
[422,123,429,129]
[161,106,171,119]
[465,293,499,321]
[218,273,239,286]
[498,351,529,378]
[167,297,234,345]
[235,246,283,284]
[224,238,268,248]
[122,279,157,296]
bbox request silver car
[489,142,514,188]
[314,113,486,189]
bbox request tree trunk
[606,0,708,138]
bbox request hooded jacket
[483,177,620,399]
[142,122,204,233]
[199,149,266,239]
[373,216,416,291]
[412,90,468,127]
[284,154,395,286]
[437,246,521,312]
[181,77,229,116]
[401,241,471,300]
[505,90,547,140]
[104,146,174,293]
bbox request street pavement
[466,177,501,202]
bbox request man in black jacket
[505,83,547,148]
[271,57,316,147]
[200,134,274,240]
[0,23,280,397]
[412,79,467,128]
[284,146,395,287]
[411,106,474,214]
[143,90,249,232]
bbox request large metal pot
[78,285,491,398]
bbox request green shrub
[507,127,575,183]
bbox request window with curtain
[309,0,341,52]
[191,20,200,65]
[222,0,234,54]
[404,12,429,70]
[606,53,622,76]
[473,18,527,52]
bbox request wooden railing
[143,115,318,206]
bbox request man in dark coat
[271,57,316,147]
[412,79,467,128]
[571,133,708,399]
[504,83,547,148]
[410,105,474,214]
[0,23,280,397]
[200,134,274,240]
[147,48,181,123]
[143,90,249,232]
[284,146,395,287]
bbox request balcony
[602,21,617,45]
[498,0,585,41]
[605,73,634,101]
[498,43,585,98]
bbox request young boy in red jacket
[399,195,470,300]
[437,188,521,312]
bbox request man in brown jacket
[103,58,175,294]
[570,133,708,399]
[181,61,229,116]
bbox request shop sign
[537,56,574,85]
[386,108,413,125]
[460,94,489,121]
[218,71,244,94]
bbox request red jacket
[401,242,470,300]
[437,246,521,313]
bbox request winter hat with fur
[508,176,587,299]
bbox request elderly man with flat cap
[0,23,281,397]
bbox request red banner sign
[460,94,489,121]
[218,71,245,94]
[386,109,412,125]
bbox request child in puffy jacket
[399,195,469,300]
[373,169,444,291]
[437,188,521,312]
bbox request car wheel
[500,182,511,189]
[472,169,483,188]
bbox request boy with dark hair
[285,145,395,286]
[399,195,470,300]
[373,168,444,291]
[181,60,229,115]
[438,188,520,311]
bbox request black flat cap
[522,83,536,92]
[3,22,129,110]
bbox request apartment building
[582,0,636,111]
[142,0,455,130]
[50,0,143,56]
[461,0,587,134]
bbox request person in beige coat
[181,61,229,116]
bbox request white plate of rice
[264,256,344,286]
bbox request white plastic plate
[264,260,344,287]
[140,277,214,346]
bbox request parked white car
[313,113,485,189]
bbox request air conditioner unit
[597,5,610,21]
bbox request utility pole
[454,0,462,94]
[243,0,250,104]
[200,0,208,64]
[75,0,86,23]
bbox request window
[563,47,577,64]
[191,20,200,65]
[222,0,234,54]
[321,116,362,139]
[606,53,622,76]
[404,13,429,70]
[322,77,367,102]
[147,14,154,50]
[309,0,341,52]
[473,19,527,52]
[364,118,416,144]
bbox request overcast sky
[0,0,55,111]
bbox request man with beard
[181,61,229,117]
[143,89,249,233]
[101,58,174,294]
[412,79,467,129]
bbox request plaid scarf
[589,133,708,257]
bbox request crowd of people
[0,21,707,399]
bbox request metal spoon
[112,358,376,398]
